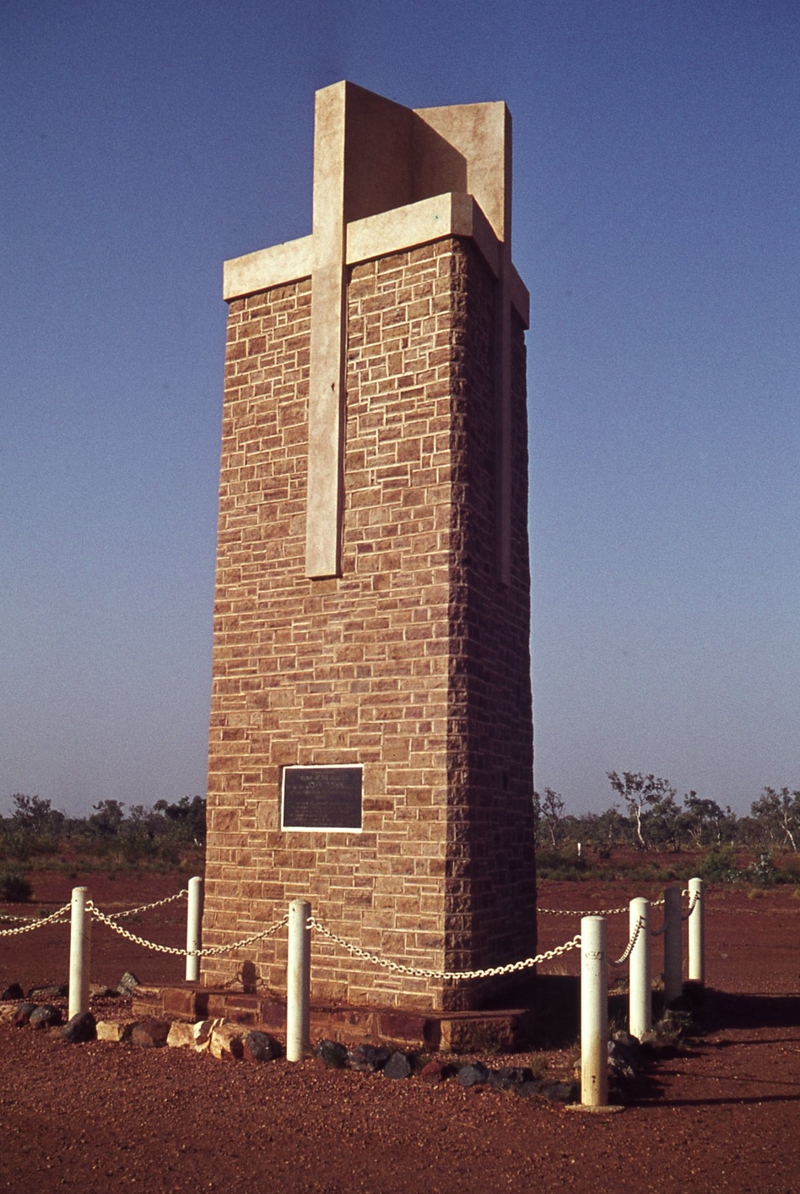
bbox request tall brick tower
[202,82,536,1013]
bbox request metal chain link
[112,889,189,919]
[610,916,644,966]
[540,894,666,917]
[193,915,288,957]
[85,901,288,957]
[0,902,72,938]
[651,922,666,937]
[682,889,701,920]
[307,916,581,980]
[86,902,187,955]
[538,904,629,917]
[0,886,188,934]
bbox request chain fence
[1,878,708,1111]
[609,915,644,967]
[0,902,72,938]
[85,901,288,958]
[0,889,189,940]
[647,888,700,937]
[112,889,188,919]
[0,883,701,974]
[538,904,629,917]
[307,915,582,980]
[539,895,665,917]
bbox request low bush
[698,845,740,883]
[535,850,589,881]
[0,868,33,902]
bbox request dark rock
[497,1065,533,1086]
[488,1066,534,1093]
[314,1039,349,1070]
[89,983,119,999]
[419,1059,448,1084]
[28,984,67,1001]
[661,1009,695,1035]
[117,972,140,998]
[12,1002,38,1027]
[383,1051,413,1080]
[639,1031,678,1059]
[608,1034,641,1078]
[540,1080,579,1103]
[608,1058,636,1083]
[243,1031,281,1062]
[62,1012,97,1043]
[29,1004,62,1030]
[348,1043,390,1073]
[487,1070,514,1092]
[516,1079,544,1099]
[131,1017,170,1048]
[457,1061,490,1088]
[1,983,24,1001]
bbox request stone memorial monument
[201,81,536,1015]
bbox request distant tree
[126,804,160,840]
[733,814,762,848]
[565,806,628,852]
[751,787,799,852]
[607,772,677,852]
[88,799,125,838]
[8,793,65,837]
[682,793,734,847]
[153,795,207,846]
[647,790,684,851]
[533,788,566,848]
[592,805,629,848]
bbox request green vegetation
[0,792,206,889]
[534,775,800,885]
[0,867,33,902]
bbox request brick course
[202,236,536,1011]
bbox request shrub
[0,868,32,902]
[778,855,800,884]
[745,852,778,887]
[698,845,739,883]
[535,850,589,880]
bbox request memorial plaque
[282,765,363,832]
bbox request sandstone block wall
[202,235,536,1011]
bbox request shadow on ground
[695,989,800,1032]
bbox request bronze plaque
[281,765,362,831]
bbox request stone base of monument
[131,984,537,1053]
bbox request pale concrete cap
[311,81,510,243]
[223,195,529,326]
[223,80,529,320]
[223,81,528,581]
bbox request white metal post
[185,876,203,982]
[286,898,311,1062]
[663,884,683,1005]
[580,915,608,1107]
[687,876,704,985]
[628,897,651,1040]
[68,886,91,1020]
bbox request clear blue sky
[2,1,798,819]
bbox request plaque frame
[281,764,363,833]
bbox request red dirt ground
[1,870,798,1193]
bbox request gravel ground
[1,873,798,1192]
